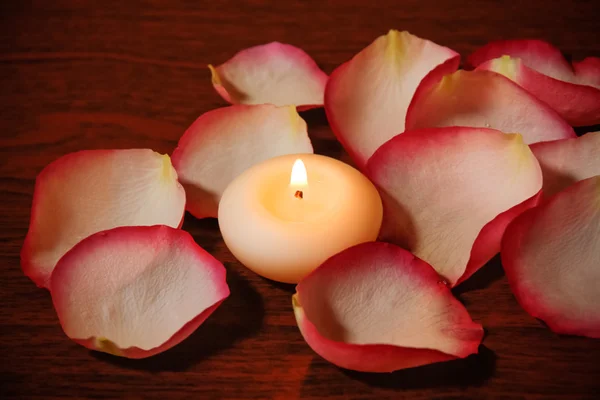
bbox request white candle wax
[218,154,383,283]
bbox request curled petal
[458,192,542,286]
[172,105,313,219]
[406,69,575,143]
[474,50,600,125]
[366,127,542,286]
[209,42,328,109]
[573,57,600,88]
[21,149,186,288]
[293,242,483,373]
[466,39,578,82]
[502,176,600,338]
[50,225,230,358]
[531,131,600,198]
[325,29,459,169]
[467,39,600,88]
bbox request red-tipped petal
[366,127,542,286]
[293,242,483,373]
[457,192,542,286]
[573,57,600,88]
[406,69,575,143]
[21,149,186,288]
[467,39,600,89]
[466,39,573,79]
[172,105,313,219]
[502,176,600,338]
[209,42,328,109]
[325,29,459,169]
[531,131,600,198]
[477,55,600,126]
[50,225,230,358]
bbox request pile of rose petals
[21,150,231,357]
[21,30,599,370]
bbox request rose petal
[467,39,600,87]
[293,242,483,373]
[457,192,542,286]
[209,42,328,109]
[501,176,600,338]
[21,149,186,288]
[468,40,570,79]
[531,131,600,198]
[573,57,600,88]
[476,55,600,126]
[366,127,542,286]
[325,29,459,169]
[406,69,576,143]
[50,225,230,358]
[171,104,313,219]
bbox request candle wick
[294,190,303,199]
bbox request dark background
[1,1,599,398]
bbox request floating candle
[218,154,383,283]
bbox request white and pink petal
[51,225,230,358]
[501,176,600,338]
[293,242,483,372]
[469,39,600,126]
[209,42,328,109]
[573,57,600,88]
[406,69,575,143]
[172,104,313,219]
[531,131,600,198]
[466,39,577,83]
[325,29,459,169]
[21,149,186,288]
[366,127,542,286]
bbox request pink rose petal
[573,57,600,88]
[530,131,600,198]
[468,39,600,126]
[325,29,459,169]
[467,39,581,83]
[366,127,542,286]
[51,225,230,358]
[209,42,328,109]
[293,242,483,372]
[172,104,313,219]
[502,176,600,338]
[458,192,542,286]
[406,69,575,143]
[21,149,186,288]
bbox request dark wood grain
[1,1,599,398]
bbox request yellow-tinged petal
[325,30,459,168]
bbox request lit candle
[218,154,383,283]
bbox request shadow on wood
[453,254,505,295]
[299,107,330,129]
[340,345,496,389]
[263,277,296,294]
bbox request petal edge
[294,242,483,372]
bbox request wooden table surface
[1,1,599,399]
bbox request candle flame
[290,159,308,187]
